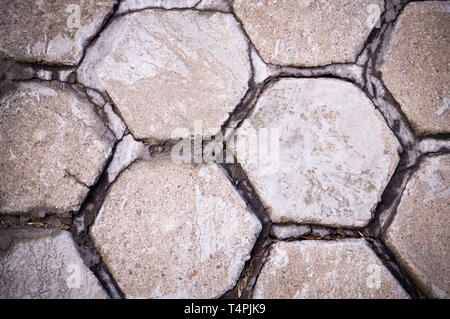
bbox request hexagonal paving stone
[236,78,399,227]
[77,9,251,140]
[90,159,261,298]
[385,154,449,298]
[233,0,384,67]
[0,0,115,65]
[253,239,409,299]
[0,229,107,299]
[380,2,450,135]
[0,81,115,215]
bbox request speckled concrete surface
[236,78,400,227]
[253,239,408,299]
[0,81,114,216]
[0,0,115,65]
[380,2,450,135]
[0,229,108,299]
[77,9,251,140]
[233,0,384,66]
[385,154,449,298]
[90,159,261,298]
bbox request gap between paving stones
[71,0,121,69]
[114,3,230,18]
[365,237,422,299]
[1,0,449,299]
[70,137,126,299]
[69,132,152,298]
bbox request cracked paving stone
[0,81,115,216]
[384,154,449,299]
[77,9,251,140]
[90,159,261,298]
[380,1,450,135]
[0,229,108,299]
[236,78,400,227]
[0,0,115,66]
[233,0,383,67]
[253,239,408,299]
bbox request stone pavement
[0,0,448,299]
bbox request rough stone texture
[117,0,198,13]
[251,48,277,84]
[233,0,384,67]
[253,239,408,299]
[196,0,231,12]
[0,81,114,215]
[106,134,149,183]
[236,78,399,227]
[0,0,115,65]
[103,103,127,140]
[0,229,107,299]
[310,227,333,239]
[380,2,450,135]
[90,159,261,298]
[385,154,449,299]
[78,10,251,140]
[270,224,311,240]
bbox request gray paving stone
[253,239,409,299]
[106,134,149,183]
[196,0,231,12]
[236,78,400,227]
[77,9,251,140]
[90,159,261,298]
[0,0,115,65]
[0,229,107,299]
[385,154,449,298]
[117,0,198,13]
[0,81,114,216]
[103,103,127,140]
[270,224,311,240]
[380,1,450,135]
[233,0,384,66]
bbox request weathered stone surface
[196,0,231,12]
[233,0,384,67]
[117,0,198,13]
[103,103,127,140]
[251,48,277,84]
[90,159,261,298]
[78,10,251,140]
[270,224,311,240]
[380,2,450,135]
[0,0,115,65]
[253,239,408,299]
[236,78,399,227]
[0,229,107,299]
[0,81,114,215]
[385,154,449,298]
[106,134,149,183]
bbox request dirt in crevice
[219,161,272,299]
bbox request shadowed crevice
[365,237,425,299]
